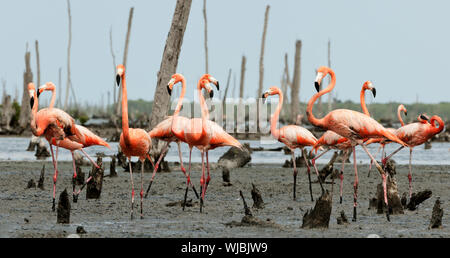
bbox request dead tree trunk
[64,0,72,110]
[290,40,301,124]
[203,0,209,73]
[86,156,104,199]
[429,198,443,229]
[257,5,270,99]
[116,7,134,116]
[149,0,192,157]
[19,47,33,131]
[58,67,62,108]
[302,190,332,229]
[57,188,70,224]
[109,26,117,112]
[1,93,14,131]
[239,55,246,100]
[35,40,41,87]
[222,68,232,108]
[327,39,333,112]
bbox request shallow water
[0,137,449,165]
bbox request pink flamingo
[116,64,155,219]
[177,76,242,212]
[311,81,376,203]
[380,114,444,197]
[144,73,198,199]
[38,82,110,202]
[262,86,319,201]
[307,66,408,221]
[29,83,94,210]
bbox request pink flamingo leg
[359,143,390,221]
[204,151,211,196]
[408,148,413,198]
[144,142,169,198]
[128,158,135,220]
[339,150,348,204]
[369,144,382,175]
[140,159,144,219]
[182,147,193,211]
[71,151,77,198]
[200,150,206,212]
[49,143,58,211]
[352,146,359,221]
[79,148,99,168]
[382,146,404,167]
[177,142,199,199]
[291,150,298,200]
[310,149,328,193]
[302,148,315,201]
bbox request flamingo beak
[420,114,429,122]
[371,88,376,98]
[210,77,219,90]
[405,111,407,116]
[315,82,320,92]
[167,85,172,96]
[315,72,323,92]
[167,78,175,96]
[37,89,41,98]
[116,74,121,86]
[209,90,214,98]
[262,91,269,104]
[30,96,34,108]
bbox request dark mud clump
[429,198,443,229]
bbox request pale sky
[1,0,450,107]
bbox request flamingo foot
[352,206,357,222]
[182,186,189,211]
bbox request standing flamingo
[38,82,110,202]
[262,86,319,201]
[310,81,376,203]
[116,64,155,219]
[178,76,242,212]
[144,73,198,199]
[380,114,444,197]
[29,83,93,210]
[307,66,408,221]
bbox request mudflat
[0,160,448,238]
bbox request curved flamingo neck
[306,68,336,128]
[397,105,405,126]
[430,116,444,134]
[197,79,209,122]
[270,90,283,139]
[49,88,56,108]
[121,73,130,144]
[360,87,370,116]
[172,77,186,134]
[30,90,39,135]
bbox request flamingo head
[200,79,214,98]
[261,86,280,104]
[418,114,430,124]
[398,104,407,116]
[116,64,125,86]
[362,81,376,98]
[38,82,56,97]
[200,74,219,90]
[28,83,36,108]
[315,66,330,92]
[167,73,185,96]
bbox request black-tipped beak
[315,81,320,92]
[116,75,121,86]
[420,114,429,122]
[371,88,376,98]
[167,85,172,96]
[262,93,267,104]
[215,81,219,91]
[36,90,41,98]
[405,111,407,116]
[30,97,34,108]
[209,90,214,98]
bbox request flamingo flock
[27,64,445,222]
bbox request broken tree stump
[109,156,117,177]
[57,189,70,224]
[86,156,104,199]
[26,135,40,151]
[35,138,50,159]
[251,183,264,209]
[337,210,349,225]
[222,167,232,186]
[217,145,251,170]
[75,165,84,185]
[318,151,339,182]
[302,190,332,229]
[26,179,36,189]
[429,198,443,229]
[37,164,45,190]
[406,190,432,211]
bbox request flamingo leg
[182,147,193,211]
[71,151,77,202]
[200,150,206,213]
[80,148,99,168]
[204,151,211,197]
[74,149,102,198]
[302,148,314,201]
[178,142,199,199]
[408,148,413,198]
[359,143,390,221]
[144,142,169,198]
[369,144,383,177]
[49,142,58,211]
[352,146,359,222]
[128,158,135,220]
[311,148,329,192]
[140,159,144,219]
[291,150,298,200]
[339,150,349,204]
[382,146,404,167]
